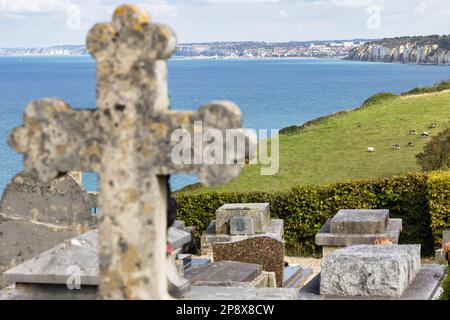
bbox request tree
[417,128,450,171]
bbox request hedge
[428,171,450,247]
[175,171,450,257]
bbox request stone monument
[8,4,253,299]
[320,245,421,297]
[201,203,284,254]
[315,209,402,256]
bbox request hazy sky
[0,0,449,47]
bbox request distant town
[0,39,373,58]
[176,40,371,59]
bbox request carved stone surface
[330,209,389,234]
[213,236,285,288]
[3,230,99,286]
[320,245,421,297]
[184,261,262,287]
[215,203,271,234]
[201,219,284,255]
[230,216,255,235]
[8,4,251,300]
[316,218,402,246]
[0,172,96,285]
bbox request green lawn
[199,90,450,193]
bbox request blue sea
[1,56,450,193]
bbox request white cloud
[192,0,280,3]
[137,1,178,17]
[0,0,76,14]
[278,9,288,16]
[330,0,372,8]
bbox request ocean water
[1,56,450,193]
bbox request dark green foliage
[370,34,450,50]
[417,129,450,171]
[175,172,449,256]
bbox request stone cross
[8,4,248,300]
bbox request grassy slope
[200,90,450,193]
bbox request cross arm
[9,99,103,183]
[147,101,256,186]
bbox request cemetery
[0,4,449,301]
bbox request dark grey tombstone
[0,171,96,287]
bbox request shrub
[417,128,450,171]
[428,171,450,247]
[175,172,449,256]
[361,92,398,107]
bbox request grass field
[197,88,450,193]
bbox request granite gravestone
[213,236,285,288]
[320,245,421,297]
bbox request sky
[0,0,449,47]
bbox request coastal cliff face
[348,43,450,65]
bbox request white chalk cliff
[348,42,450,65]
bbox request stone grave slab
[299,264,445,300]
[168,227,192,250]
[330,209,389,234]
[216,203,270,234]
[182,287,298,301]
[316,218,402,247]
[3,230,99,300]
[184,261,262,287]
[181,287,299,300]
[0,171,96,285]
[213,236,285,288]
[320,245,421,297]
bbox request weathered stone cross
[8,4,247,300]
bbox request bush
[417,128,450,171]
[175,172,449,256]
[428,171,450,247]
[361,92,398,107]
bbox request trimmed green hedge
[429,171,450,247]
[175,171,450,256]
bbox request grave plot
[0,171,97,288]
[1,221,196,300]
[315,209,402,256]
[201,203,284,255]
